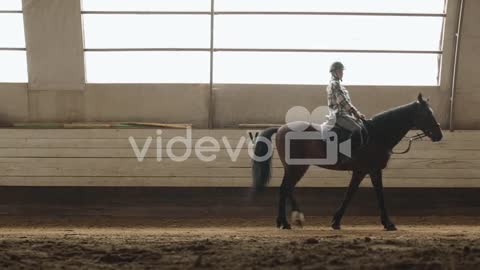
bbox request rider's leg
[335,115,363,146]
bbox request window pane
[82,0,210,11]
[83,15,210,48]
[215,16,443,51]
[85,52,209,83]
[0,14,25,47]
[214,52,439,85]
[0,51,28,82]
[216,0,445,13]
[0,0,22,10]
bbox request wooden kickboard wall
[0,129,478,188]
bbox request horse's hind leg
[277,165,308,229]
[290,192,305,227]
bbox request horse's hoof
[291,211,305,228]
[331,223,341,230]
[384,224,397,231]
[277,219,291,230]
[277,224,291,230]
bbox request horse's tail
[252,127,279,192]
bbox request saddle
[329,119,370,162]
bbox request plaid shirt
[326,78,358,117]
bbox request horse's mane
[370,101,417,128]
[364,101,418,146]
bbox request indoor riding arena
[1,0,480,269]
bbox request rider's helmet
[329,61,345,73]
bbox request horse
[252,93,443,231]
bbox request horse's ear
[417,93,425,103]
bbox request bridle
[391,122,440,154]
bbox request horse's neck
[370,103,416,150]
[387,122,413,149]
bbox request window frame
[80,1,446,85]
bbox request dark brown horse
[252,94,442,230]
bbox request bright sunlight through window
[0,0,27,83]
[82,0,445,85]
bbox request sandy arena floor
[0,217,479,269]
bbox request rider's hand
[358,113,366,120]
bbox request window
[0,0,22,10]
[214,0,445,85]
[215,0,445,13]
[0,0,27,82]
[85,52,209,83]
[83,15,210,49]
[82,0,210,83]
[82,0,210,12]
[214,16,442,51]
[214,53,439,85]
[81,0,446,85]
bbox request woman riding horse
[327,61,365,146]
[327,61,367,164]
[252,69,443,230]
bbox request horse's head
[413,93,443,142]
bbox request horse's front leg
[370,169,397,231]
[331,170,367,230]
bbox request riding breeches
[335,115,364,145]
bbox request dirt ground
[0,216,479,270]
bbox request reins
[391,132,428,154]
